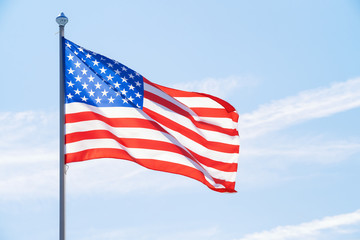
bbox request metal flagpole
[56,12,68,240]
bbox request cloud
[241,138,360,164]
[0,110,57,147]
[2,77,360,199]
[79,226,220,240]
[0,111,58,201]
[66,160,195,196]
[239,78,360,139]
[170,75,257,98]
[236,209,360,240]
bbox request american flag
[64,38,240,193]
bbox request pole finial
[56,12,68,26]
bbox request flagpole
[56,12,68,240]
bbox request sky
[1,0,360,239]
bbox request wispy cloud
[66,160,194,195]
[2,78,360,199]
[79,226,220,240]
[170,75,257,98]
[241,138,360,164]
[0,111,58,200]
[237,136,360,188]
[236,209,360,240]
[239,78,360,139]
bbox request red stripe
[66,111,172,136]
[144,77,239,122]
[187,149,238,172]
[66,110,239,154]
[66,129,238,172]
[143,107,239,154]
[66,111,161,130]
[190,107,238,120]
[145,90,239,136]
[66,148,236,193]
[66,130,194,159]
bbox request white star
[74,89,81,95]
[78,47,84,52]
[67,93,73,99]
[135,72,140,76]
[122,66,127,71]
[74,50,78,55]
[86,53,92,58]
[74,61,81,68]
[75,75,82,82]
[114,82,120,88]
[122,98,128,104]
[129,85,135,91]
[81,96,88,102]
[92,60,99,66]
[107,63,113,68]
[121,77,127,83]
[129,74,134,79]
[87,75,94,82]
[108,96,115,103]
[100,67,107,74]
[82,83,88,89]
[114,60,120,65]
[136,104,141,108]
[114,69,121,75]
[135,81,141,87]
[121,89,127,95]
[88,89,95,96]
[128,96,134,102]
[67,68,75,74]
[67,54,74,61]
[67,81,74,87]
[95,82,102,89]
[100,57,105,61]
[135,92,142,98]
[95,97,102,103]
[107,74,114,81]
[66,42,71,48]
[101,89,109,96]
[81,68,88,75]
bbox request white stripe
[66,118,238,164]
[66,138,233,185]
[145,83,200,118]
[65,102,146,118]
[66,102,239,145]
[66,120,189,152]
[197,116,238,130]
[144,98,235,130]
[200,164,237,182]
[175,97,224,108]
[157,121,239,164]
[144,98,239,144]
[145,83,238,128]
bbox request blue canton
[64,38,144,109]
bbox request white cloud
[66,160,195,195]
[0,111,58,201]
[79,226,220,240]
[239,78,360,139]
[241,138,360,164]
[170,75,257,98]
[236,209,360,240]
[2,78,360,199]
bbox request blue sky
[1,0,360,239]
